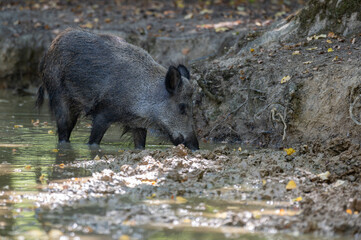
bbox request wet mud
[28,142,360,239]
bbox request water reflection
[0,90,133,237]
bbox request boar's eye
[179,103,187,115]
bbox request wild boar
[36,28,199,150]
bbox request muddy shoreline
[28,142,360,239]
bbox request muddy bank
[27,143,360,239]
[192,28,361,146]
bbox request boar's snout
[171,133,199,150]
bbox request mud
[26,142,359,239]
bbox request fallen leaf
[146,193,156,199]
[328,32,337,38]
[332,56,339,61]
[326,39,332,44]
[80,22,93,29]
[182,48,190,55]
[315,34,327,39]
[48,130,54,134]
[317,171,330,180]
[307,34,326,41]
[197,20,242,30]
[303,61,313,64]
[184,13,193,20]
[39,174,45,181]
[119,235,131,240]
[14,125,23,128]
[24,165,32,170]
[346,209,353,215]
[238,147,242,152]
[293,196,303,202]
[284,148,296,155]
[281,75,291,84]
[278,208,286,215]
[176,196,188,204]
[32,119,40,126]
[328,48,334,52]
[286,180,297,190]
[200,9,213,15]
[215,27,229,32]
[292,50,300,55]
[306,47,318,50]
[52,149,58,153]
[175,0,185,8]
[94,155,101,160]
[59,163,65,168]
[250,48,255,52]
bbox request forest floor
[1,0,360,239]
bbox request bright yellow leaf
[14,125,23,128]
[48,130,54,134]
[293,196,303,202]
[281,75,291,84]
[52,149,59,153]
[59,163,65,168]
[346,209,352,215]
[250,48,255,52]
[24,165,32,170]
[328,48,334,52]
[284,148,296,155]
[286,180,297,190]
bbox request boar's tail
[35,85,45,109]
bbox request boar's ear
[165,66,182,94]
[177,64,190,80]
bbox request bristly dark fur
[35,85,45,109]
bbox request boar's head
[153,65,199,150]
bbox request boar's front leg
[88,114,112,145]
[132,128,147,149]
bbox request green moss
[297,0,361,34]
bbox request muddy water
[0,90,351,240]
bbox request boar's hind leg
[132,128,147,149]
[88,114,111,145]
[51,96,79,143]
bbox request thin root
[271,108,287,141]
[349,94,361,125]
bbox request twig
[271,108,287,141]
[349,94,361,125]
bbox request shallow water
[0,90,352,240]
